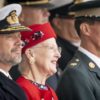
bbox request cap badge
[7,10,19,25]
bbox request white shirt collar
[79,47,100,68]
[0,69,12,79]
[71,41,81,47]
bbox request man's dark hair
[75,16,98,35]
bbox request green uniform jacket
[56,51,100,100]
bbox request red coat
[16,76,58,100]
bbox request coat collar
[76,51,100,79]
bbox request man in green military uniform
[56,0,100,100]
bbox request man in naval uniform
[0,4,31,100]
[56,0,100,100]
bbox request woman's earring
[29,57,35,65]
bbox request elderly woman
[16,22,61,100]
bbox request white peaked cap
[0,3,31,34]
[0,3,22,21]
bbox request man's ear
[80,23,91,36]
[52,18,62,30]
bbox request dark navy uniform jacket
[0,72,27,100]
[56,36,78,71]
[56,51,100,100]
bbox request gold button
[89,62,95,68]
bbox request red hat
[21,22,56,53]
